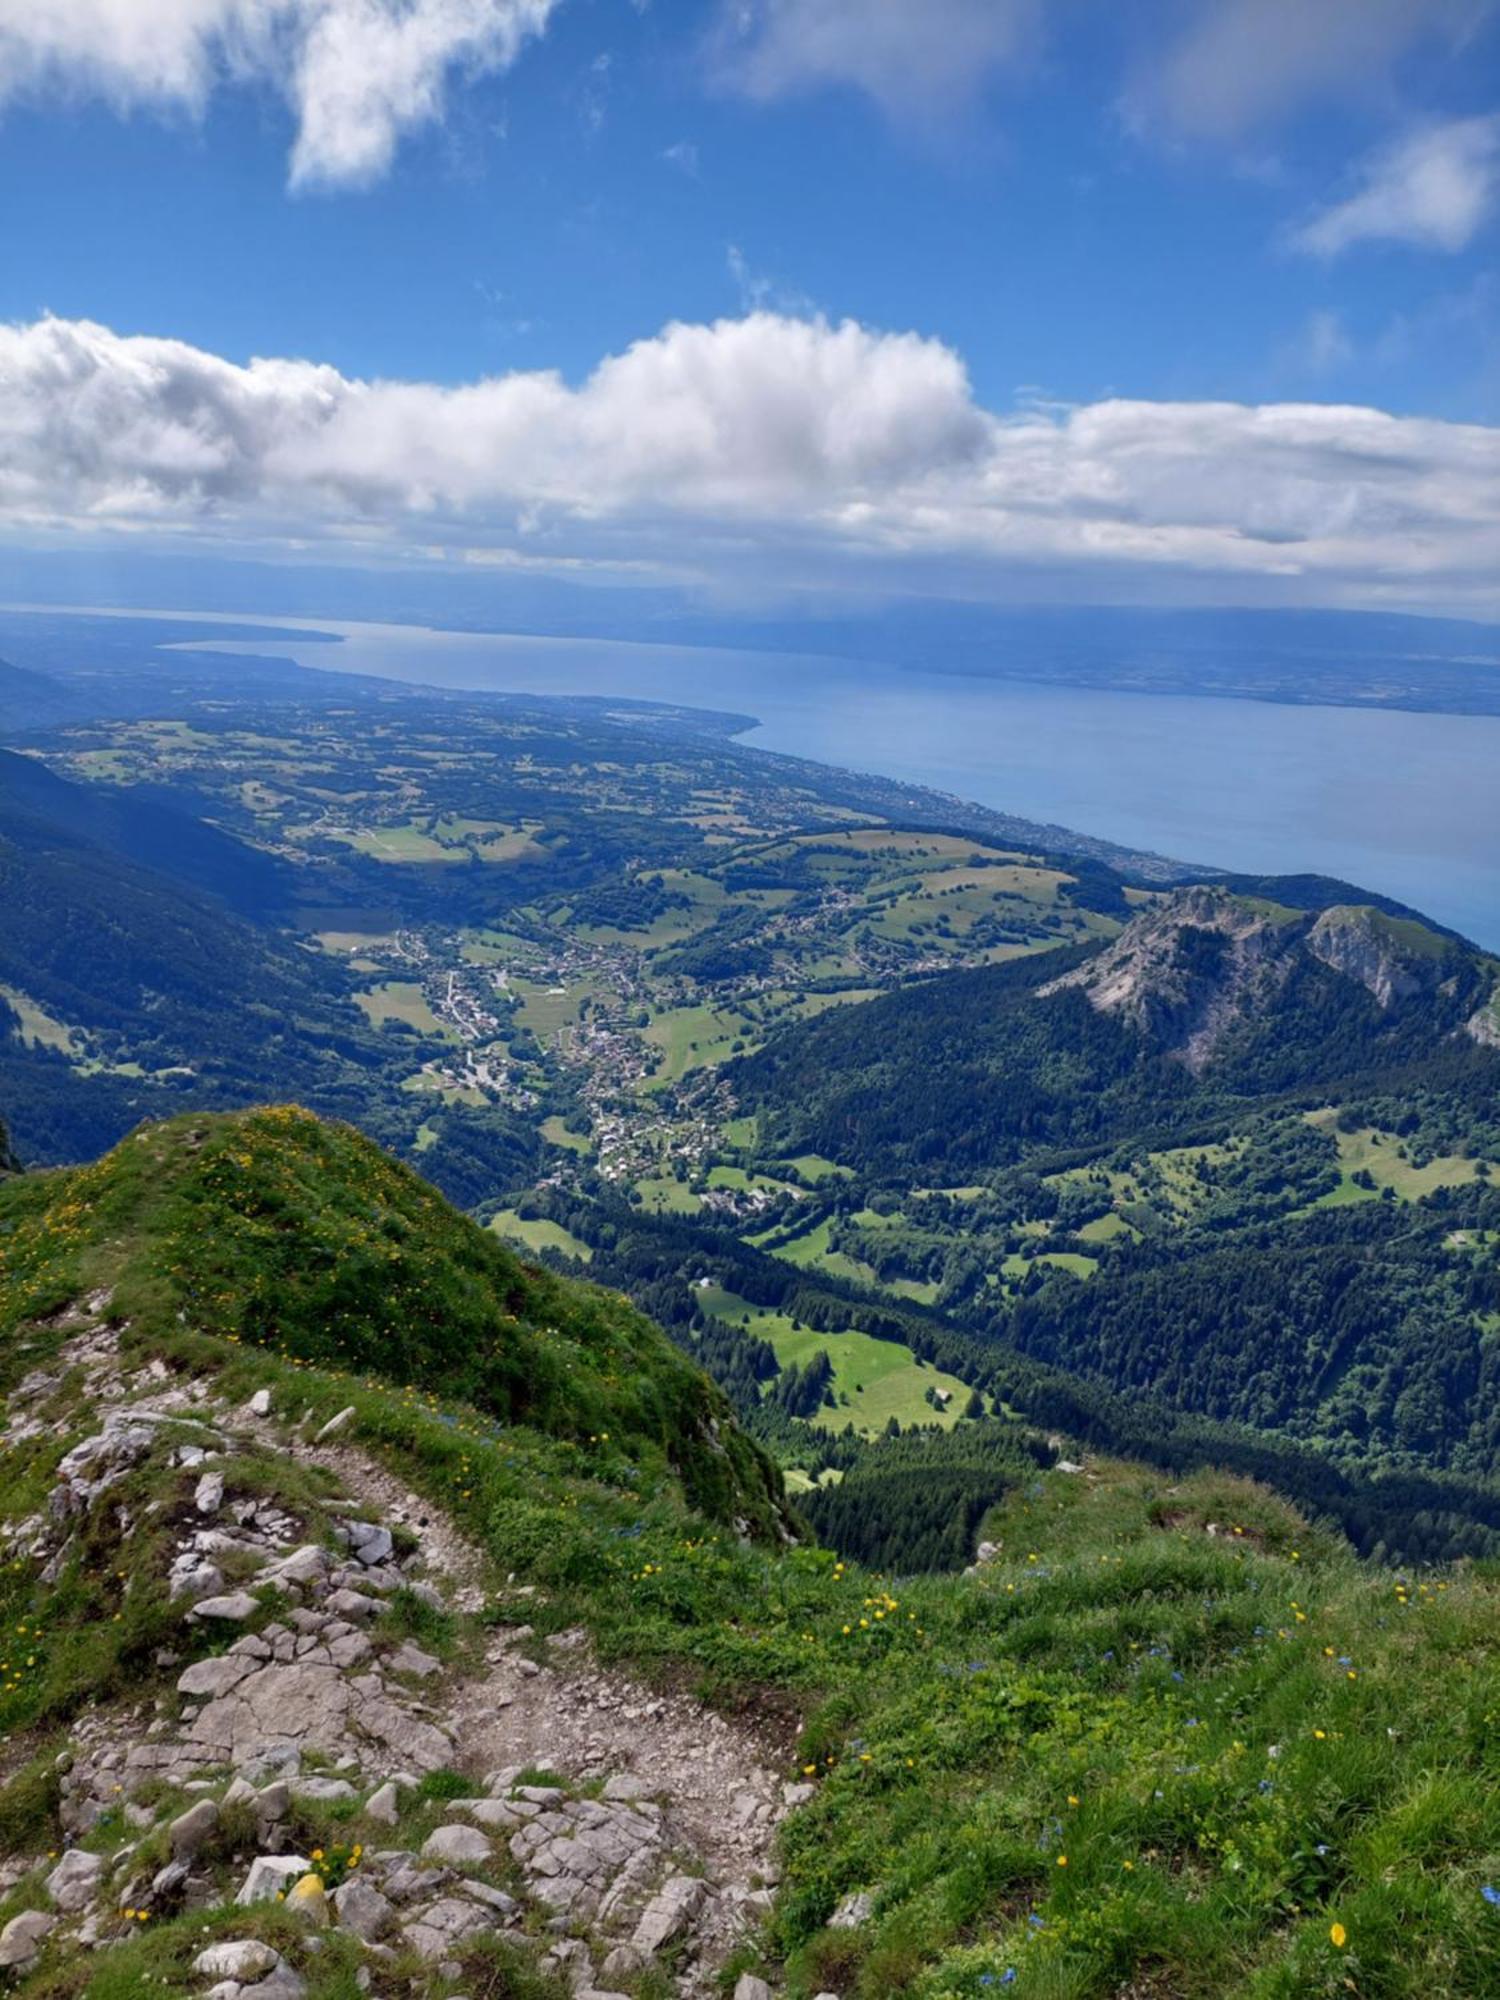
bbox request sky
[1,0,1499,622]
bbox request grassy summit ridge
[0,1106,787,1538]
[2,1110,1500,1995]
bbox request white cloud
[710,0,1043,119]
[2,311,1499,614]
[0,0,558,188]
[1292,117,1500,257]
[1128,0,1492,141]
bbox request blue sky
[1,1,1498,618]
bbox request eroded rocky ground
[0,1302,809,1999]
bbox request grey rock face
[178,1654,257,1699]
[401,1895,492,1960]
[364,1780,401,1826]
[46,1847,105,1912]
[631,1874,706,1955]
[333,1875,396,1942]
[0,1909,57,1971]
[170,1796,220,1860]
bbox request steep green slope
[0,1106,787,1537]
[2,1110,1500,1996]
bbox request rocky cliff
[1042,886,1494,1071]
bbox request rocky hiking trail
[0,1304,809,2000]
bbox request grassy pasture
[540,1115,592,1155]
[633,1176,702,1215]
[0,984,84,1057]
[353,981,452,1039]
[641,1001,756,1086]
[782,1152,855,1183]
[335,822,465,863]
[488,1209,594,1262]
[1308,1111,1492,1203]
[697,1285,971,1434]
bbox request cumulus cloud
[1291,117,1500,256]
[710,0,1043,118]
[2,311,1499,612]
[1127,0,1492,140]
[0,0,557,188]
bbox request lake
[144,609,1500,950]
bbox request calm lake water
[152,611,1500,950]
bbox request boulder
[170,1557,226,1603]
[46,1847,105,1913]
[364,1781,401,1826]
[195,1470,225,1515]
[0,1909,56,1972]
[248,1389,272,1416]
[285,1872,328,1924]
[254,1780,293,1833]
[324,1588,380,1623]
[265,1546,330,1590]
[178,1655,257,1699]
[333,1875,395,1942]
[170,1797,220,1861]
[236,1855,312,1906]
[422,1825,491,1867]
[735,1979,775,2000]
[315,1407,356,1441]
[194,1940,282,1981]
[347,1522,393,1567]
[388,1642,441,1678]
[190,1592,260,1623]
[382,1860,448,1904]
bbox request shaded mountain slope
[0,745,295,918]
[0,761,376,1163]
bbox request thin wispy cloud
[1125,0,1492,141]
[662,139,700,177]
[1291,117,1500,257]
[709,0,1043,120]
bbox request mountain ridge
[1040,885,1498,1074]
